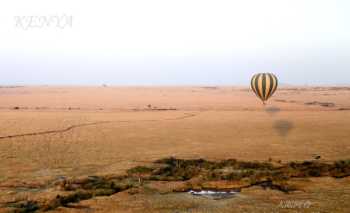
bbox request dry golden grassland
[0,86,350,212]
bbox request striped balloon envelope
[251,73,278,104]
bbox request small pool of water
[188,189,239,200]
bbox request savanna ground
[0,86,350,212]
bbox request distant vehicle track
[0,113,197,140]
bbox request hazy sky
[0,0,349,85]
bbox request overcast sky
[0,0,349,85]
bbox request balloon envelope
[251,73,278,103]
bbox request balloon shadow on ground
[265,106,281,116]
[274,120,294,137]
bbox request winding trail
[0,113,197,140]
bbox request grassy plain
[0,86,350,212]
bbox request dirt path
[0,113,197,140]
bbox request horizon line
[1,84,350,87]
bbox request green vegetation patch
[4,158,350,212]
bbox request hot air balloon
[251,73,278,105]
